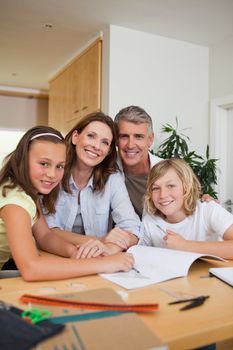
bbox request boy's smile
[151,168,186,223]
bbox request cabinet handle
[73,109,80,114]
[82,106,88,110]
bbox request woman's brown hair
[63,112,118,193]
[0,125,65,216]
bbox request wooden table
[0,258,233,349]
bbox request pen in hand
[156,224,167,236]
[132,267,141,274]
[132,267,150,279]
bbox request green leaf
[153,118,219,198]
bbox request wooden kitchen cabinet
[48,39,102,134]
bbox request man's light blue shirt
[45,172,141,237]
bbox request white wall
[0,95,48,129]
[0,130,25,167]
[102,25,209,156]
[0,95,48,166]
[209,35,233,100]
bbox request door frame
[210,95,233,204]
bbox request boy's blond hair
[144,158,201,217]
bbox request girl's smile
[29,140,66,194]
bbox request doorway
[210,95,233,211]
[0,129,25,168]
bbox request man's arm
[103,227,139,250]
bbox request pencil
[156,224,167,235]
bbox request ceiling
[1,0,233,91]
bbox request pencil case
[0,303,65,350]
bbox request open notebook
[209,267,233,287]
[100,245,226,289]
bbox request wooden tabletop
[0,258,233,349]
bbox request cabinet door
[79,40,102,118]
[66,39,102,129]
[49,39,102,134]
[65,59,82,131]
[48,70,68,135]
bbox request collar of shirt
[117,150,159,175]
[69,175,94,192]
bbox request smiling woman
[44,112,141,258]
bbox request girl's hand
[74,239,111,259]
[163,230,186,250]
[101,252,134,273]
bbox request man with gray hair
[114,105,161,218]
[114,105,215,220]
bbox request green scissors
[22,308,52,324]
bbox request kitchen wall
[0,94,48,165]
[209,34,233,99]
[102,25,209,156]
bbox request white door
[225,108,233,212]
[210,96,233,212]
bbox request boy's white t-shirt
[140,200,233,247]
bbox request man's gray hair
[114,105,153,134]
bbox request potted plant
[152,118,218,198]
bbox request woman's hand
[73,239,112,259]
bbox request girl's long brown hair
[63,112,118,193]
[0,125,65,216]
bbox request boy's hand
[163,230,186,250]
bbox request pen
[132,267,141,274]
[156,224,167,235]
[132,267,150,279]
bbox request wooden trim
[0,86,48,99]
